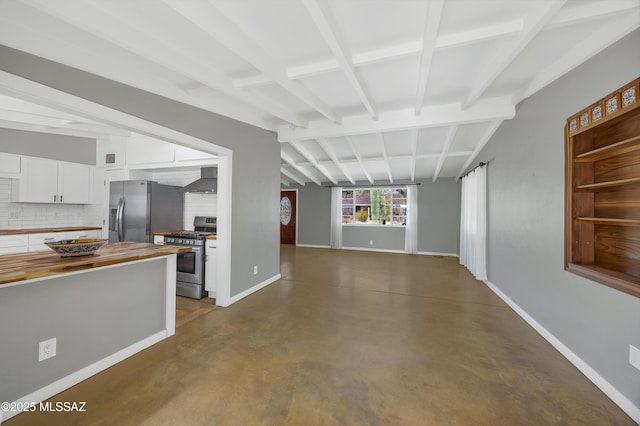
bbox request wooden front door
[280,190,296,245]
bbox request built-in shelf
[575,177,640,191]
[574,217,640,227]
[574,135,640,162]
[565,75,640,299]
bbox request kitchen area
[0,131,222,300]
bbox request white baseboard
[1,330,170,423]
[417,251,459,257]
[222,273,281,307]
[342,246,405,254]
[484,280,640,425]
[295,244,330,249]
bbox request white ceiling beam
[281,167,306,186]
[162,0,340,123]
[288,140,338,185]
[546,0,640,30]
[316,138,355,184]
[456,120,503,179]
[303,0,378,119]
[278,96,514,141]
[514,10,640,104]
[415,0,445,115]
[461,0,567,109]
[281,151,322,186]
[280,177,291,187]
[346,136,374,184]
[26,0,307,128]
[234,20,522,89]
[433,126,458,182]
[410,129,418,182]
[378,134,394,183]
[301,150,472,167]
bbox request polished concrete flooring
[6,246,634,425]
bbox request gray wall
[0,45,281,298]
[0,128,95,165]
[289,178,460,255]
[0,259,166,403]
[468,29,640,408]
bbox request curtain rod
[459,162,487,180]
[324,183,421,188]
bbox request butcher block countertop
[0,242,191,285]
[0,226,102,236]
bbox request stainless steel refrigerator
[109,180,184,243]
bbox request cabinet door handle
[44,237,55,241]
[53,195,57,202]
[60,195,63,203]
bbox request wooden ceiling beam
[456,120,503,179]
[415,0,445,115]
[162,0,341,123]
[278,96,514,141]
[316,138,355,185]
[461,0,567,109]
[433,126,458,182]
[303,0,378,119]
[280,167,306,186]
[288,140,339,185]
[345,136,374,184]
[234,20,523,89]
[281,151,322,186]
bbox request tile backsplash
[0,178,102,229]
[0,170,216,231]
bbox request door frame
[280,188,298,246]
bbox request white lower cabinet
[28,233,62,252]
[0,235,28,254]
[205,239,217,297]
[66,230,102,240]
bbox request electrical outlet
[630,345,640,371]
[253,265,258,275]
[38,338,57,362]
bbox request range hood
[180,167,217,193]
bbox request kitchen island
[0,242,190,423]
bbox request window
[341,188,407,225]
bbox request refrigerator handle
[116,197,125,242]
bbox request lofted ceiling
[0,0,639,185]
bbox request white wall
[0,178,102,229]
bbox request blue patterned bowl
[45,239,108,257]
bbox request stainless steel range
[164,216,216,299]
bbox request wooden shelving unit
[565,76,640,298]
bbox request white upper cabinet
[12,156,92,204]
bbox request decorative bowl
[45,239,108,257]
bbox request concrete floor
[5,246,634,425]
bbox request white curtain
[330,186,343,249]
[459,165,487,280]
[404,185,418,254]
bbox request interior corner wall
[0,45,281,299]
[468,29,640,412]
[289,178,460,255]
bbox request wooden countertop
[0,226,102,236]
[0,242,191,286]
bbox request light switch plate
[630,344,640,371]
